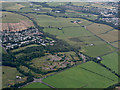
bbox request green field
[111,42,118,48]
[44,27,92,38]
[28,14,92,27]
[43,61,117,88]
[47,2,68,6]
[98,30,118,43]
[2,2,17,10]
[81,42,115,57]
[2,12,30,23]
[44,27,116,57]
[86,23,113,35]
[12,44,40,53]
[2,66,26,88]
[101,52,118,73]
[24,82,49,88]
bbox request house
[96,57,102,60]
[16,76,21,79]
[58,27,62,30]
[55,10,61,13]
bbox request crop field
[24,82,49,88]
[2,2,30,10]
[1,12,34,31]
[2,20,34,31]
[101,52,118,74]
[86,23,113,35]
[43,61,117,88]
[2,12,30,23]
[2,2,17,10]
[2,66,26,88]
[5,3,25,10]
[98,30,118,43]
[111,42,118,48]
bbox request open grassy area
[28,14,92,27]
[72,2,90,6]
[44,27,115,57]
[12,44,40,53]
[2,12,31,23]
[82,44,115,57]
[101,52,118,74]
[2,2,17,10]
[5,3,25,10]
[24,82,49,88]
[86,23,113,35]
[43,61,117,88]
[98,30,118,43]
[44,27,92,38]
[2,66,26,88]
[2,2,30,10]
[110,42,118,48]
[47,2,68,6]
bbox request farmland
[101,52,118,74]
[1,2,119,89]
[27,14,92,27]
[24,82,49,88]
[86,23,113,35]
[11,44,40,53]
[1,12,34,31]
[43,61,117,88]
[2,66,27,88]
[2,12,30,23]
[98,30,118,43]
[44,26,116,57]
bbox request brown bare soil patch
[1,20,34,31]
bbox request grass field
[47,2,68,6]
[2,2,16,9]
[43,61,117,88]
[2,66,26,88]
[98,30,118,43]
[5,3,25,10]
[72,2,115,9]
[86,23,113,35]
[81,41,115,57]
[28,14,92,27]
[101,52,118,74]
[2,2,30,10]
[2,12,31,23]
[12,44,40,53]
[24,82,49,88]
[110,42,118,48]
[44,27,116,57]
[44,27,92,38]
